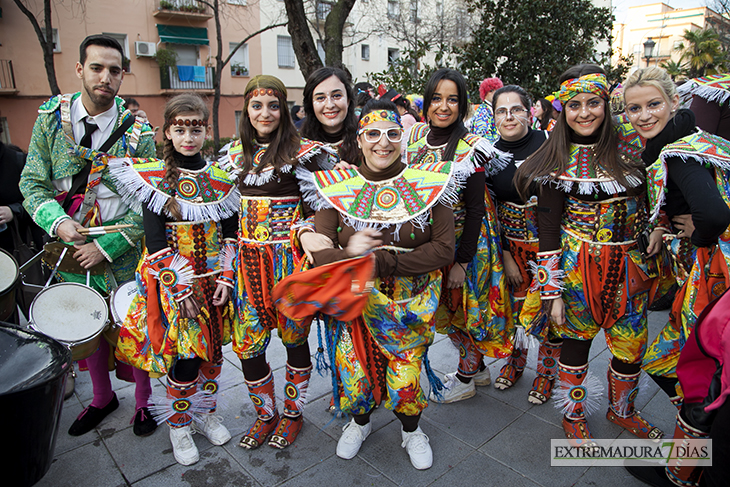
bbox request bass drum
[0,322,72,486]
[104,281,138,346]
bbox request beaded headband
[168,118,208,127]
[358,110,402,130]
[556,73,609,104]
[246,88,284,100]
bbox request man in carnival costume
[20,34,157,437]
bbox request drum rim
[110,280,137,324]
[0,248,20,294]
[29,282,109,341]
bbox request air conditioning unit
[135,41,157,57]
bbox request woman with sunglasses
[299,99,455,469]
[406,69,512,405]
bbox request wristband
[147,247,195,302]
[528,250,564,298]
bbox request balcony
[0,60,17,95]
[154,0,212,21]
[161,65,214,92]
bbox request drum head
[30,283,108,343]
[111,281,138,323]
[0,249,19,294]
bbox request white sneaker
[473,367,491,387]
[193,414,231,446]
[169,425,199,466]
[429,373,476,403]
[401,426,432,470]
[336,419,371,459]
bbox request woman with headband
[298,99,455,469]
[406,69,512,405]
[219,75,333,450]
[515,65,664,445]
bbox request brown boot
[495,347,527,390]
[528,340,561,405]
[605,364,663,439]
[268,363,312,449]
[239,368,279,449]
[665,409,709,487]
[554,362,602,448]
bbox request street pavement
[37,310,675,487]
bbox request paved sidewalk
[37,310,675,487]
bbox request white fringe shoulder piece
[107,157,240,222]
[217,138,337,186]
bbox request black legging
[702,398,730,487]
[560,338,641,374]
[239,342,311,382]
[171,357,203,383]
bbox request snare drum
[30,282,109,361]
[103,281,138,346]
[0,249,19,321]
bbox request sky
[612,0,714,24]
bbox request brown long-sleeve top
[311,160,456,278]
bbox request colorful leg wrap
[554,363,602,447]
[665,411,709,487]
[448,330,483,378]
[606,365,664,439]
[528,340,561,405]
[240,368,278,449]
[198,360,223,413]
[151,377,213,428]
[495,346,527,390]
[268,363,312,449]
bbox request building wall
[612,3,730,74]
[0,0,261,149]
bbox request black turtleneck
[144,151,237,253]
[644,109,730,247]
[320,128,345,145]
[426,124,453,147]
[492,129,548,204]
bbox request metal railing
[161,65,214,90]
[0,60,16,90]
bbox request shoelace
[342,422,366,441]
[130,407,150,425]
[402,431,429,450]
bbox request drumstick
[78,224,134,236]
[46,246,68,287]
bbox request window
[673,40,683,50]
[229,42,249,76]
[410,0,418,23]
[317,1,332,20]
[361,44,370,61]
[317,40,326,64]
[436,1,443,16]
[170,44,199,66]
[228,0,247,5]
[388,48,400,66]
[455,8,468,37]
[42,28,61,53]
[103,32,130,72]
[277,36,296,68]
[387,0,399,18]
[235,111,242,136]
[0,118,9,145]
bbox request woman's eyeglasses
[494,106,528,118]
[358,127,404,143]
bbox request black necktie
[79,118,98,148]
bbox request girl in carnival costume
[515,65,665,445]
[220,75,334,450]
[299,99,456,469]
[489,85,562,404]
[469,77,504,143]
[301,67,361,166]
[624,67,730,412]
[405,69,512,404]
[112,93,238,465]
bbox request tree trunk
[283,0,324,79]
[13,0,61,95]
[323,0,356,69]
[211,0,223,151]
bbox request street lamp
[643,37,656,67]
